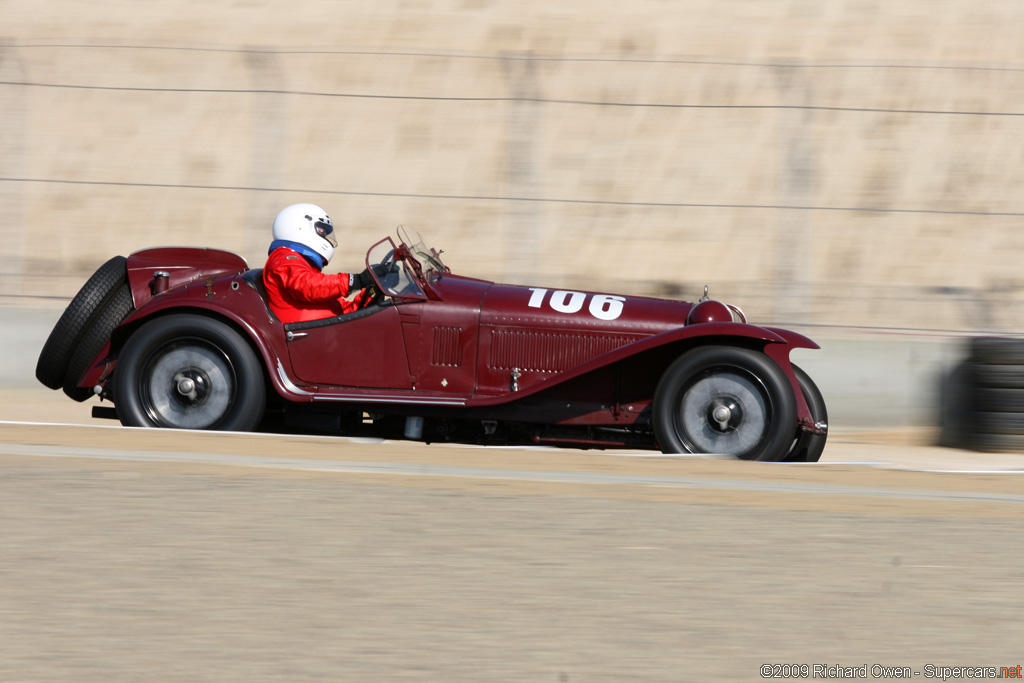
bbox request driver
[263,203,379,323]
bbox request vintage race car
[36,227,827,460]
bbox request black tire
[36,255,128,389]
[975,387,1024,413]
[971,337,1024,365]
[784,365,828,463]
[652,346,797,460]
[973,363,1024,389]
[974,432,1024,453]
[112,314,266,431]
[61,284,136,401]
[937,361,979,450]
[974,412,1024,436]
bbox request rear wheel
[113,314,265,431]
[653,346,797,460]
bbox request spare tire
[61,284,135,401]
[36,256,128,389]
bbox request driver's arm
[268,255,357,303]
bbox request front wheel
[653,346,797,460]
[113,314,266,431]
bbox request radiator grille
[431,326,463,367]
[489,329,641,373]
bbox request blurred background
[3,0,1023,435]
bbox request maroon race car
[36,227,827,461]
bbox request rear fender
[126,247,249,308]
[81,278,312,403]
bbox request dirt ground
[2,389,1024,682]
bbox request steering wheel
[355,250,397,309]
[376,250,404,293]
[378,250,397,283]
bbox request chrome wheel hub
[708,398,742,431]
[145,344,234,429]
[176,375,197,398]
[677,369,769,455]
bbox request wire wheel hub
[145,344,234,429]
[678,369,768,455]
[708,398,743,432]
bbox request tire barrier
[939,337,1024,452]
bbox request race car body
[37,227,827,460]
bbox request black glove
[350,269,373,290]
[351,263,395,290]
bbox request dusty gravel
[2,389,1024,682]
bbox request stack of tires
[940,337,1024,452]
[35,256,135,402]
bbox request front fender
[468,321,807,407]
[760,327,820,429]
[763,327,820,351]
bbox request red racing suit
[263,246,361,323]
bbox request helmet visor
[313,220,338,248]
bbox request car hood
[478,282,692,336]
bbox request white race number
[549,290,586,314]
[527,288,625,321]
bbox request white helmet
[271,203,338,266]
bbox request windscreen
[366,237,425,299]
[397,225,446,276]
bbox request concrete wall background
[3,0,1023,431]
